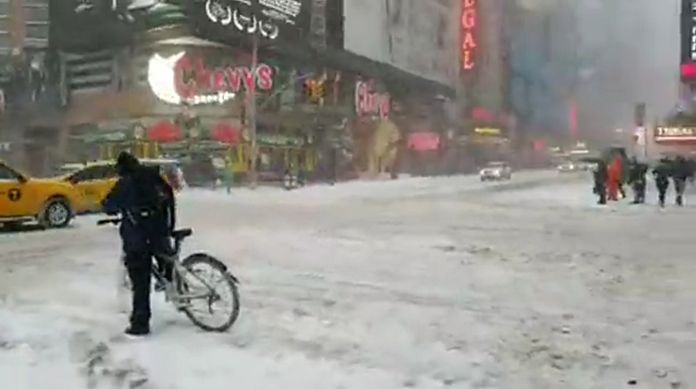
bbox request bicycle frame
[151,241,222,309]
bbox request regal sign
[655,126,696,142]
[460,0,478,72]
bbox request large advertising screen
[190,0,310,44]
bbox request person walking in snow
[672,155,690,206]
[593,160,608,205]
[628,158,648,204]
[102,152,176,336]
[653,158,672,208]
[607,156,622,201]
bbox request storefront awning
[148,120,182,143]
[407,132,440,152]
[210,122,241,145]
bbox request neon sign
[355,81,391,119]
[148,52,275,106]
[461,0,477,71]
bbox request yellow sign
[474,127,501,136]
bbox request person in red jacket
[607,157,622,201]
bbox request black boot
[125,322,150,336]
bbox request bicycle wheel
[179,253,240,332]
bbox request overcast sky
[517,0,681,134]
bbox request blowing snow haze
[517,0,680,136]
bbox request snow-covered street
[2,171,696,389]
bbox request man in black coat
[103,152,176,336]
[653,158,672,208]
[593,160,608,205]
[628,158,648,204]
[672,156,690,206]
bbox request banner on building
[193,0,310,43]
[681,0,696,80]
[655,126,696,142]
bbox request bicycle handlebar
[97,218,122,226]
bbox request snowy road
[2,171,696,389]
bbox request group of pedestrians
[593,154,694,207]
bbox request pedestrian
[607,156,622,201]
[672,155,690,206]
[628,158,648,204]
[593,160,608,205]
[102,151,176,336]
[653,158,672,208]
[222,157,234,195]
[328,147,337,185]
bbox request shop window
[25,22,49,40]
[23,0,48,6]
[23,4,49,22]
[0,31,9,48]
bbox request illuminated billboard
[460,0,477,72]
[681,0,696,80]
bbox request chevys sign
[655,126,696,142]
[355,81,390,119]
[148,52,274,105]
[175,55,274,97]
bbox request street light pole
[249,32,259,189]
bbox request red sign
[355,81,391,119]
[174,56,274,100]
[408,132,441,152]
[461,0,477,71]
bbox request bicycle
[98,218,241,332]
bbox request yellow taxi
[60,159,184,213]
[0,160,87,228]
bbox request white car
[558,161,593,173]
[480,162,512,181]
[557,161,578,173]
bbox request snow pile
[1,173,695,388]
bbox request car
[60,159,184,213]
[558,161,594,173]
[557,161,578,173]
[480,162,512,181]
[0,160,86,229]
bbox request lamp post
[248,32,259,188]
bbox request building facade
[0,0,50,165]
[3,0,456,180]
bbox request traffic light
[304,79,326,105]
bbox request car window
[71,166,100,182]
[92,165,117,180]
[0,165,19,180]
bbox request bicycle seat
[172,228,193,241]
